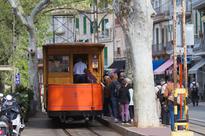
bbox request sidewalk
[98,116,171,136]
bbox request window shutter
[104,47,108,66]
[90,22,93,34]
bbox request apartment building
[45,11,118,68]
[152,0,192,60]
[189,0,205,99]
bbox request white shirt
[161,83,167,94]
[73,61,87,75]
[129,88,134,106]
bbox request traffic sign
[15,73,20,85]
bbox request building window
[76,18,79,29]
[166,26,168,43]
[90,21,93,34]
[161,28,164,45]
[156,28,159,44]
[83,16,87,34]
[102,19,109,36]
[117,47,121,55]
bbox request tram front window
[48,56,69,72]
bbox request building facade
[190,0,205,99]
[152,0,192,60]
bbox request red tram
[43,43,104,122]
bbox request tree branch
[7,0,28,26]
[31,0,50,19]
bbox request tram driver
[73,58,87,83]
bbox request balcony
[153,8,170,23]
[193,38,205,56]
[152,43,167,56]
[98,28,113,43]
[193,0,205,10]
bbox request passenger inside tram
[73,57,87,83]
[73,54,97,84]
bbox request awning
[109,59,165,72]
[109,60,126,70]
[188,59,205,74]
[193,0,205,10]
[154,59,173,75]
[153,59,164,70]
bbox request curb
[97,117,144,136]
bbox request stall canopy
[109,60,126,71]
[153,59,165,70]
[188,59,205,74]
[109,59,165,72]
[154,59,173,75]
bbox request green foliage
[50,0,92,10]
[15,85,34,121]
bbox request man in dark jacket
[109,73,121,122]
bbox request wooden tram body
[43,43,104,122]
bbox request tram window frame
[92,54,99,72]
[48,55,69,73]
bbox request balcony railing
[152,43,167,56]
[98,28,113,43]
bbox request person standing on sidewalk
[118,78,130,124]
[126,78,134,123]
[164,77,180,131]
[160,80,169,125]
[109,73,121,122]
[103,75,112,116]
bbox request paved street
[189,102,205,121]
[189,102,205,136]
[21,112,122,136]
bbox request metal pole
[173,0,177,89]
[94,0,98,43]
[182,0,187,89]
[12,10,16,93]
[52,16,55,43]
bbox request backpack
[156,86,164,103]
[113,81,121,97]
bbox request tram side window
[48,56,69,72]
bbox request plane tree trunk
[7,0,50,111]
[113,0,159,127]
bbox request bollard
[171,88,193,136]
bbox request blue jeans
[169,104,185,131]
[168,104,174,131]
[111,97,118,119]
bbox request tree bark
[127,0,159,127]
[27,19,40,111]
[113,0,159,127]
[7,0,50,111]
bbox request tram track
[63,127,102,136]
[189,119,205,135]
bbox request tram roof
[43,42,105,49]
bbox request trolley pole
[182,0,188,89]
[173,0,177,89]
